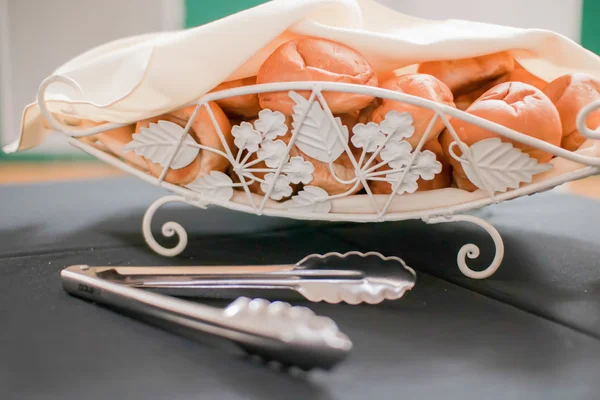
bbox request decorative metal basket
[39,76,600,279]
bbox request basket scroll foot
[143,195,197,257]
[423,214,504,279]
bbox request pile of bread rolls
[80,36,600,197]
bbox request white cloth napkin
[9,0,600,153]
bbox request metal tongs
[61,251,415,370]
[69,251,416,304]
[62,265,352,371]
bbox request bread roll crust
[210,77,262,118]
[370,73,455,147]
[369,138,452,194]
[507,61,547,90]
[232,113,361,197]
[441,82,562,191]
[257,38,378,115]
[61,118,146,170]
[414,139,452,191]
[303,113,361,195]
[418,52,515,97]
[96,125,146,170]
[138,102,232,185]
[543,73,600,151]
[360,74,455,194]
[455,61,548,111]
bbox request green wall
[184,0,268,28]
[582,0,600,56]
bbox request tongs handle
[61,265,352,371]
[80,265,363,299]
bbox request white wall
[0,0,183,154]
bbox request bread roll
[230,121,302,197]
[357,99,380,125]
[232,113,361,198]
[414,139,452,191]
[138,102,233,185]
[454,93,481,112]
[418,52,515,97]
[369,138,452,194]
[257,37,377,115]
[507,61,547,90]
[57,117,146,170]
[96,125,147,170]
[210,77,261,118]
[543,73,600,151]
[303,113,361,195]
[455,61,547,111]
[440,82,562,191]
[370,73,455,148]
[377,70,398,84]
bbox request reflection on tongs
[77,251,416,304]
[61,265,352,371]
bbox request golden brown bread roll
[257,37,378,115]
[354,74,455,194]
[454,61,548,111]
[137,102,233,185]
[370,73,455,148]
[418,52,515,97]
[543,73,600,151]
[376,70,398,85]
[230,121,303,197]
[304,113,361,195]
[508,61,548,90]
[440,82,562,191]
[357,99,380,125]
[210,77,262,118]
[369,138,452,194]
[96,125,147,170]
[232,113,361,198]
[53,117,146,170]
[414,139,452,191]
[455,91,484,112]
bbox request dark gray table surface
[1,177,600,399]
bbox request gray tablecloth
[1,177,599,399]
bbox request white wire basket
[38,76,600,279]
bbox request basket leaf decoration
[289,91,349,163]
[456,138,553,193]
[288,186,332,214]
[123,121,199,169]
[120,90,556,213]
[229,107,315,201]
[186,171,234,201]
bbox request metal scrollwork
[424,214,504,279]
[142,195,192,257]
